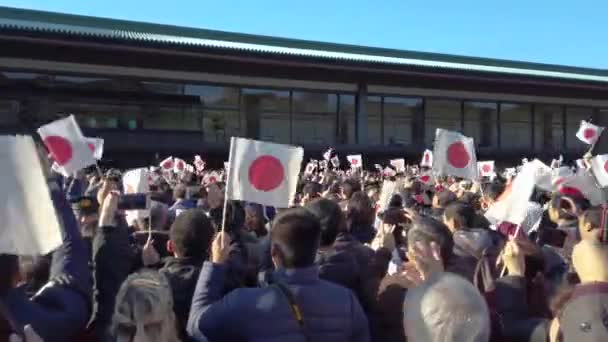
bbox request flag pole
[220,138,235,248]
[95,162,103,178]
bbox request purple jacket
[188,262,370,342]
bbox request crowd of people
[2,152,608,342]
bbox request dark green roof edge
[1,5,607,79]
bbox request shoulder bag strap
[273,282,310,342]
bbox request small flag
[433,129,477,179]
[420,150,433,168]
[390,158,405,172]
[576,120,605,145]
[591,154,608,187]
[347,154,363,168]
[478,161,495,178]
[330,155,340,168]
[323,148,333,161]
[85,137,104,160]
[160,157,174,171]
[194,155,206,173]
[174,158,186,174]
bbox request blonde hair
[112,270,180,342]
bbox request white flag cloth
[420,149,433,167]
[330,155,340,168]
[478,161,495,178]
[0,135,63,255]
[226,137,303,208]
[123,168,150,222]
[432,129,477,179]
[304,162,317,175]
[85,137,104,160]
[160,156,174,171]
[418,171,435,186]
[485,160,544,225]
[557,170,604,206]
[323,148,333,161]
[591,154,608,187]
[576,120,604,145]
[347,154,363,168]
[194,155,206,172]
[37,115,95,174]
[390,159,405,172]
[552,167,574,188]
[383,167,396,177]
[319,160,328,170]
[174,158,187,174]
[576,159,586,169]
[203,171,221,185]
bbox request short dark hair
[271,207,321,268]
[341,178,361,200]
[483,182,505,201]
[0,254,18,296]
[444,202,476,229]
[173,184,187,200]
[408,217,454,263]
[435,190,457,208]
[305,198,346,246]
[303,182,322,198]
[581,207,602,230]
[169,210,215,259]
[347,191,375,228]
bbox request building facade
[0,6,607,167]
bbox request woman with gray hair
[111,270,200,342]
[404,271,491,342]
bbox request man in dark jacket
[1,182,92,341]
[160,209,215,340]
[188,208,370,342]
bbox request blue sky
[3,0,607,69]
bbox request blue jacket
[2,183,92,341]
[188,262,370,342]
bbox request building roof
[1,6,607,84]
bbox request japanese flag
[123,168,149,194]
[552,166,574,189]
[374,164,383,171]
[591,154,608,187]
[203,171,221,185]
[37,115,95,175]
[383,167,396,177]
[319,160,328,170]
[418,171,435,186]
[226,137,303,208]
[323,148,333,161]
[85,137,104,160]
[420,149,433,167]
[194,155,206,172]
[347,154,363,168]
[160,156,174,171]
[478,161,495,178]
[305,162,317,175]
[174,158,187,174]
[390,158,405,172]
[557,170,604,205]
[432,129,477,179]
[576,120,604,145]
[330,155,340,168]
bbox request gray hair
[404,272,491,342]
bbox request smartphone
[117,193,149,211]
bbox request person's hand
[211,231,232,264]
[97,180,118,207]
[404,241,443,285]
[99,191,119,227]
[10,325,44,342]
[142,236,160,266]
[501,238,526,277]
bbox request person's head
[481,181,505,209]
[408,217,454,264]
[346,191,375,229]
[305,198,346,247]
[301,182,323,205]
[432,190,457,209]
[112,271,180,342]
[140,200,169,231]
[270,207,321,269]
[205,182,225,209]
[443,202,476,232]
[341,178,361,201]
[548,195,578,224]
[173,184,187,201]
[404,272,491,342]
[244,203,266,233]
[579,207,603,242]
[167,210,215,259]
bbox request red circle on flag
[248,155,284,192]
[554,177,566,186]
[559,186,583,199]
[351,159,358,165]
[482,164,492,173]
[87,143,95,153]
[424,154,430,163]
[447,142,470,169]
[420,175,430,183]
[43,136,73,166]
[584,128,596,140]
[604,161,608,173]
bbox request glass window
[143,105,203,132]
[0,99,20,126]
[425,99,462,146]
[383,97,419,145]
[241,89,290,143]
[292,91,337,145]
[203,109,241,143]
[368,96,382,145]
[500,103,532,149]
[53,75,114,91]
[185,84,240,108]
[140,81,184,95]
[338,95,356,144]
[243,88,290,111]
[566,107,594,150]
[534,105,563,152]
[463,101,497,148]
[56,101,140,130]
